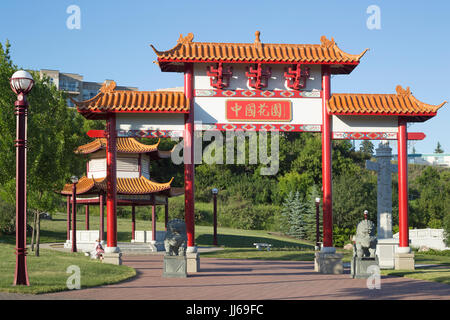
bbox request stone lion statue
[164,219,187,256]
[353,219,377,258]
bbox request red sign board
[87,130,106,138]
[226,100,291,122]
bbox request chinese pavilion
[69,31,446,271]
[60,134,183,250]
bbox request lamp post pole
[212,188,218,246]
[10,70,34,286]
[315,198,321,251]
[71,176,78,253]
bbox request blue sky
[1,0,449,154]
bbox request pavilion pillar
[395,118,414,269]
[321,65,334,252]
[66,196,71,241]
[85,205,90,230]
[164,198,169,231]
[99,194,104,242]
[105,114,120,261]
[131,205,136,241]
[184,62,196,252]
[151,204,156,242]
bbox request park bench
[253,243,272,251]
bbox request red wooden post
[164,199,169,231]
[398,118,410,251]
[106,115,118,250]
[131,205,136,241]
[66,196,71,241]
[13,94,29,286]
[151,204,156,242]
[85,205,90,230]
[99,194,104,241]
[321,65,334,251]
[71,183,77,253]
[213,192,218,246]
[184,62,195,250]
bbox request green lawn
[0,243,136,294]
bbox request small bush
[0,199,15,235]
[333,226,356,248]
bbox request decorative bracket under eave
[284,64,310,90]
[206,62,233,89]
[246,63,271,89]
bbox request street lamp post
[212,188,218,246]
[315,197,321,251]
[10,70,34,286]
[71,176,79,253]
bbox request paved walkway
[8,254,446,300]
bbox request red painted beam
[407,132,426,141]
[87,130,106,138]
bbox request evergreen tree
[281,191,308,239]
[435,142,444,154]
[303,185,322,242]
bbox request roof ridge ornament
[396,85,411,97]
[254,30,262,49]
[320,35,335,48]
[100,80,116,93]
[177,33,194,45]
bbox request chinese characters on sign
[226,100,291,122]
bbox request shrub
[333,226,356,248]
[444,212,450,246]
[217,195,278,230]
[0,198,15,235]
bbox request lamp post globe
[211,188,218,195]
[11,70,34,286]
[71,176,79,184]
[10,70,34,95]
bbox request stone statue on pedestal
[351,211,379,279]
[163,219,188,278]
[353,211,377,258]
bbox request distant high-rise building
[39,69,138,107]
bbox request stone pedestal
[351,257,379,278]
[314,252,343,274]
[102,252,122,265]
[395,252,415,270]
[163,255,187,278]
[376,238,399,269]
[186,252,200,273]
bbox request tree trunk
[35,213,41,257]
[31,211,37,251]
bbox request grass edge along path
[0,243,136,294]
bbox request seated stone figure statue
[353,216,377,258]
[164,219,187,256]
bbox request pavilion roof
[150,32,368,74]
[60,176,183,197]
[328,85,447,122]
[75,137,171,159]
[72,81,189,120]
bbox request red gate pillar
[321,65,334,252]
[106,114,119,253]
[184,62,196,252]
[397,118,410,252]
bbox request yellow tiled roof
[72,81,189,119]
[75,138,161,155]
[151,32,368,73]
[60,176,178,196]
[328,85,446,121]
